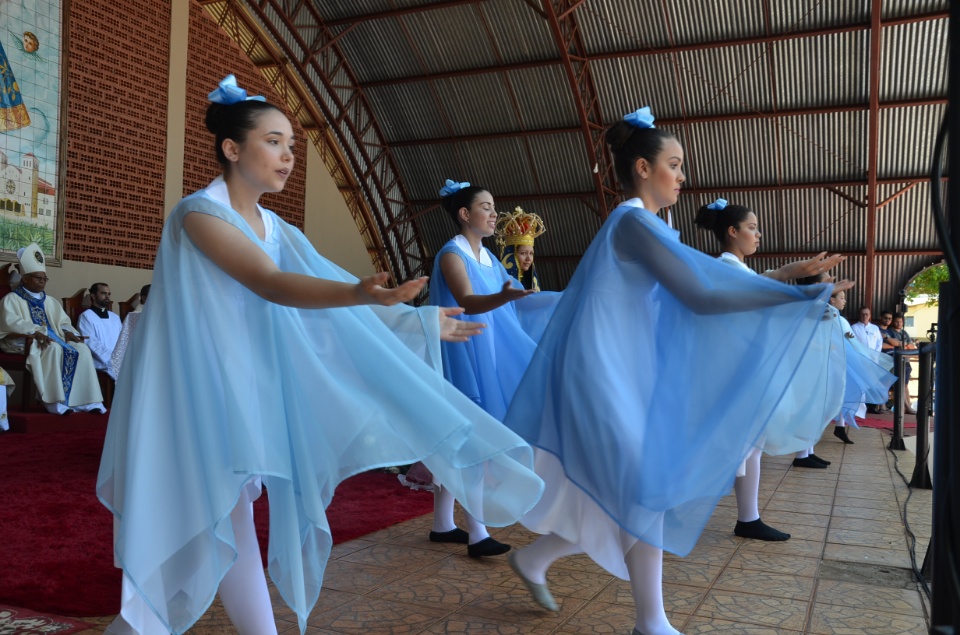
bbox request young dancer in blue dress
[97,76,543,635]
[792,281,896,452]
[694,199,851,535]
[504,107,848,635]
[423,181,559,557]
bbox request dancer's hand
[358,273,428,306]
[832,279,855,294]
[439,307,486,342]
[499,281,535,302]
[782,252,846,280]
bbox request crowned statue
[495,206,546,292]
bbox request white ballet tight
[624,538,681,635]
[217,500,278,635]
[432,485,490,544]
[734,448,762,522]
[106,500,277,635]
[795,445,814,459]
[513,532,680,635]
[511,532,582,584]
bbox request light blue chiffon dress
[717,252,847,455]
[428,236,559,420]
[97,178,543,634]
[504,200,844,574]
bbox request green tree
[905,262,950,303]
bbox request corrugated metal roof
[591,56,685,120]
[875,181,941,251]
[333,19,424,82]
[776,110,869,181]
[576,0,672,54]
[877,103,946,178]
[882,0,949,20]
[471,0,559,63]
[769,0,870,32]
[666,0,767,44]
[507,66,581,129]
[880,19,948,101]
[239,0,949,308]
[398,4,503,72]
[772,31,870,109]
[365,83,449,140]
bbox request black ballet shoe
[429,528,469,544]
[792,456,827,469]
[833,427,854,444]
[808,453,831,465]
[467,537,511,558]
[734,518,791,541]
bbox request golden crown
[495,206,546,248]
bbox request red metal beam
[864,0,883,304]
[542,0,618,218]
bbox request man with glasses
[851,306,887,414]
[0,243,104,415]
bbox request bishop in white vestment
[0,244,104,415]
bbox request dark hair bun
[605,121,635,153]
[693,205,717,232]
[205,102,226,135]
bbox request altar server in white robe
[0,243,105,415]
[79,282,122,372]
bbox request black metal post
[930,3,960,627]
[931,282,960,632]
[889,351,907,450]
[910,343,934,489]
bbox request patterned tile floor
[74,426,931,634]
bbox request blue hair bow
[439,179,471,197]
[208,74,266,105]
[623,107,656,129]
[707,198,728,210]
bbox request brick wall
[63,1,170,267]
[62,0,305,270]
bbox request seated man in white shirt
[850,305,887,414]
[78,282,122,373]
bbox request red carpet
[0,427,433,617]
[857,415,933,430]
[856,416,918,430]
